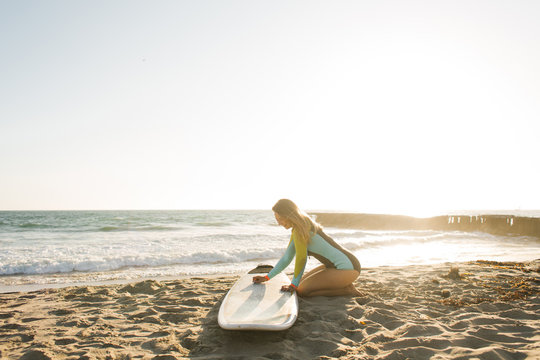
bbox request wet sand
[1,260,539,359]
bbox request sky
[1,0,539,215]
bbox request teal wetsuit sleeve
[267,240,295,280]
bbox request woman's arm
[290,230,307,287]
[266,239,295,279]
[254,239,295,283]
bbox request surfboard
[218,265,299,331]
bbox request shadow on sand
[190,292,355,360]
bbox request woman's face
[274,212,293,229]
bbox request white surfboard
[218,266,298,331]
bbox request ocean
[1,210,539,293]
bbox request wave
[19,223,52,229]
[337,232,480,252]
[0,247,285,276]
[193,222,233,227]
[97,225,180,232]
[326,229,449,240]
[0,231,507,276]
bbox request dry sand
[1,260,538,360]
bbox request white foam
[0,245,286,276]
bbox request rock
[443,267,463,280]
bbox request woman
[253,199,362,297]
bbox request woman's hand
[252,275,269,284]
[281,284,296,293]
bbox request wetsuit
[266,229,361,287]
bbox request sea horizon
[2,208,540,216]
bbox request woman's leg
[297,269,361,297]
[301,265,326,280]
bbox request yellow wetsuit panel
[291,229,308,285]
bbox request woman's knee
[295,285,311,297]
[296,279,318,297]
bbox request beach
[3,0,540,358]
[1,260,538,360]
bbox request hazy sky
[1,0,539,214]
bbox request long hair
[272,199,321,245]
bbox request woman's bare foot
[346,283,365,297]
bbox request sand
[1,260,538,360]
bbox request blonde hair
[272,199,321,245]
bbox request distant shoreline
[311,212,540,238]
[1,209,539,215]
